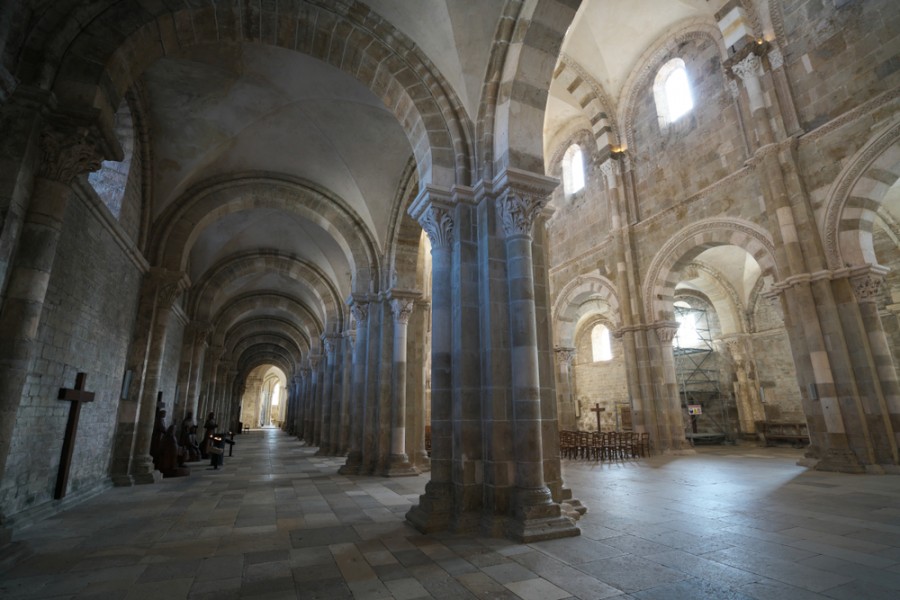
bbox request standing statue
[200,412,217,458]
[180,411,201,461]
[159,425,190,478]
[150,408,167,469]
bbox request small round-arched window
[88,98,133,219]
[653,58,694,129]
[591,323,613,362]
[562,144,586,195]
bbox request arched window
[562,144,585,195]
[653,58,694,129]
[673,301,700,348]
[591,323,613,362]
[88,98,134,219]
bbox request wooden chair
[603,431,618,460]
[559,430,576,459]
[637,432,650,457]
[576,431,592,459]
[590,431,603,461]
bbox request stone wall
[0,185,143,518]
[572,325,628,431]
[779,0,900,130]
[630,36,747,217]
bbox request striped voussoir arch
[35,0,472,190]
[552,274,621,348]
[642,218,777,323]
[553,54,619,153]
[822,121,900,269]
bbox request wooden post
[590,403,605,432]
[55,373,95,499]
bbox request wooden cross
[590,403,605,432]
[55,372,95,499]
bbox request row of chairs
[560,430,650,460]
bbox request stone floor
[2,429,900,600]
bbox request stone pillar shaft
[339,302,368,474]
[386,296,417,475]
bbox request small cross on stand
[590,403,605,432]
[55,372,95,499]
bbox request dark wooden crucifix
[590,403,605,432]
[55,372,95,499]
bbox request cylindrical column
[316,336,337,456]
[307,354,321,445]
[131,270,184,483]
[386,296,417,475]
[339,302,369,474]
[499,202,550,500]
[406,201,454,532]
[337,330,355,455]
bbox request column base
[506,486,580,543]
[314,446,330,456]
[131,468,163,485]
[338,450,362,475]
[111,474,134,487]
[406,481,453,534]
[384,454,419,477]
[811,448,866,474]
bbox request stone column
[651,322,690,452]
[408,298,431,471]
[327,333,345,455]
[130,269,186,484]
[199,345,224,420]
[315,335,338,456]
[0,124,105,499]
[307,354,321,446]
[554,348,576,429]
[733,52,862,471]
[849,270,900,467]
[385,293,419,476]
[185,324,211,422]
[339,301,368,474]
[600,158,648,437]
[297,368,310,440]
[337,330,355,455]
[406,193,455,531]
[495,176,575,541]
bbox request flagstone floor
[2,428,900,599]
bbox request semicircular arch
[643,218,777,323]
[30,0,473,190]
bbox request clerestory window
[591,323,613,362]
[562,144,586,195]
[653,58,694,129]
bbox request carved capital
[391,297,415,324]
[850,273,884,303]
[599,159,620,190]
[768,47,784,70]
[308,354,321,369]
[323,336,336,355]
[732,53,762,82]
[38,127,104,184]
[350,302,369,325]
[727,79,740,99]
[653,321,680,345]
[417,205,454,249]
[496,189,548,239]
[189,321,213,345]
[555,347,576,366]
